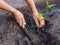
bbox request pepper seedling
[38,13,45,21]
[36,27,39,33]
[35,0,55,32]
[36,13,45,33]
[46,0,55,12]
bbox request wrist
[11,9,18,13]
[32,11,39,15]
[32,10,38,14]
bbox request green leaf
[46,0,49,6]
[48,4,55,9]
[38,13,45,21]
[46,0,55,12]
[46,0,50,7]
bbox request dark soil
[0,0,60,45]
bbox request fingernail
[24,23,26,25]
[22,26,25,28]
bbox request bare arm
[0,0,18,13]
[0,0,26,27]
[25,0,45,28]
[25,0,38,13]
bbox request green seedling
[36,13,45,33]
[38,13,45,21]
[46,0,55,12]
[36,27,39,33]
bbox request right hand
[13,10,26,27]
[32,12,45,28]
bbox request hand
[32,12,45,28]
[13,10,26,27]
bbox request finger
[18,18,22,27]
[22,17,26,26]
[37,16,44,28]
[38,17,41,25]
[23,16,26,25]
[20,18,24,27]
[16,18,22,27]
[39,18,45,28]
[34,18,39,27]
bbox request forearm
[25,0,38,14]
[0,0,17,13]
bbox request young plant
[36,27,39,33]
[46,0,55,12]
[36,13,45,33]
[38,13,45,21]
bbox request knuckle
[41,23,45,26]
[40,23,45,27]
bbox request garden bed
[0,0,60,45]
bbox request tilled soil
[0,0,60,45]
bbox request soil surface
[0,0,60,45]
